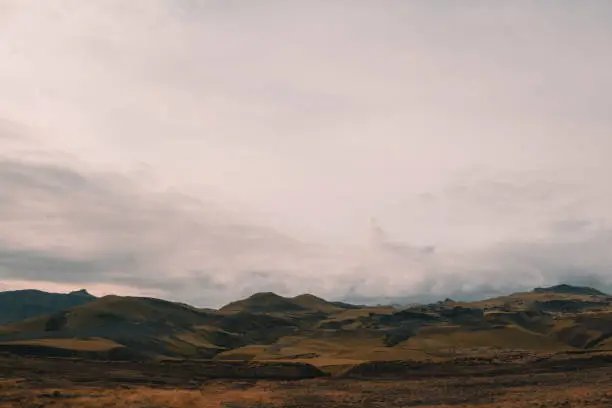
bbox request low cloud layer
[1,151,611,307]
[0,154,352,305]
[1,1,611,306]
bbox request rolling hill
[0,284,611,369]
[218,292,349,314]
[0,294,305,360]
[219,292,308,314]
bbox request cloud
[340,174,612,303]
[0,156,349,306]
[2,152,612,307]
[0,1,611,306]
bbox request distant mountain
[532,284,607,297]
[328,300,364,310]
[0,289,96,325]
[69,289,95,297]
[220,292,308,314]
[2,283,612,363]
[219,292,355,314]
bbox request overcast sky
[1,1,611,307]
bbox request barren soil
[2,355,612,407]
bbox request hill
[220,292,307,314]
[219,292,348,314]
[2,284,612,370]
[0,289,96,325]
[532,284,607,297]
[290,294,345,313]
[0,295,303,360]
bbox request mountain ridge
[0,288,97,325]
[1,283,611,365]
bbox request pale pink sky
[1,1,611,306]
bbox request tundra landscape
[3,284,612,406]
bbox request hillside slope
[0,295,302,360]
[219,292,349,315]
[0,289,95,325]
[1,284,612,365]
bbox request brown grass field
[2,354,612,407]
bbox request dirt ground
[2,356,612,407]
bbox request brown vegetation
[4,284,612,365]
[2,284,612,406]
[2,354,612,407]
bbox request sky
[1,1,611,307]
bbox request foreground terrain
[2,353,612,407]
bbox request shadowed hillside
[533,284,608,297]
[0,289,95,325]
[0,294,306,360]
